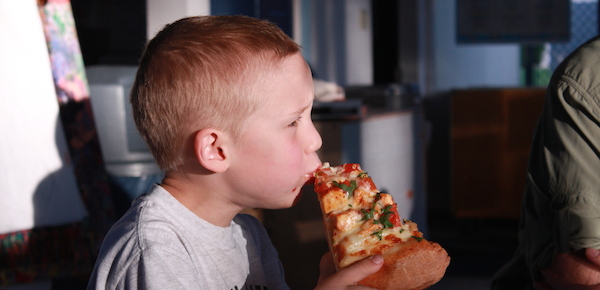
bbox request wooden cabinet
[451,88,546,219]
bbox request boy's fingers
[336,255,384,285]
[318,252,336,280]
[315,255,384,289]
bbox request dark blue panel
[211,0,256,16]
[211,0,292,38]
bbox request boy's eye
[288,117,301,127]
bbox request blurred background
[1,0,598,289]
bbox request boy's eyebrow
[291,103,312,115]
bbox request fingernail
[590,248,600,257]
[371,255,383,264]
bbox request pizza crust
[357,238,450,290]
[314,163,450,289]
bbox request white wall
[432,0,521,92]
[302,0,372,86]
[146,0,210,39]
[344,0,373,85]
[0,0,87,234]
[360,112,415,220]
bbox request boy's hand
[315,252,384,290]
[534,248,600,290]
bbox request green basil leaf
[361,209,374,221]
[332,180,357,197]
[371,230,383,240]
[382,205,394,214]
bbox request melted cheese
[333,209,362,232]
[315,163,429,270]
[334,220,420,268]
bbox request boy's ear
[194,129,229,173]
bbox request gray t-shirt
[87,184,289,290]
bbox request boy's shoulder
[103,185,206,250]
[108,187,270,252]
[104,186,188,244]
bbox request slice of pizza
[314,162,450,290]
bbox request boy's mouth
[304,177,315,187]
[293,166,321,206]
[304,166,321,186]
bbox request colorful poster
[38,0,90,104]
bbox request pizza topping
[371,230,384,240]
[385,204,402,227]
[360,208,374,221]
[342,163,361,173]
[353,188,374,208]
[314,163,423,268]
[334,210,362,232]
[320,187,347,214]
[374,205,395,229]
[332,180,357,197]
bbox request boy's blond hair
[131,15,300,171]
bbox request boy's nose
[306,122,323,154]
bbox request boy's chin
[260,187,307,209]
[291,183,315,207]
[291,190,303,207]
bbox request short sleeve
[545,76,600,251]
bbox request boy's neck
[160,174,242,227]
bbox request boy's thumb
[338,255,384,284]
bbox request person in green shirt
[493,36,600,289]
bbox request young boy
[87,15,383,289]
